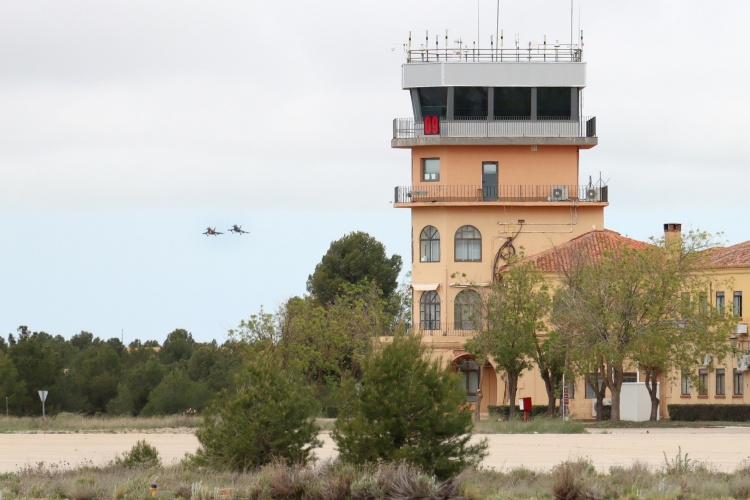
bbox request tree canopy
[333,334,487,479]
[552,229,735,421]
[306,231,402,308]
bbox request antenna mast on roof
[570,0,574,48]
[496,0,500,54]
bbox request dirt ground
[1,427,749,473]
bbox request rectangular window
[717,292,725,314]
[716,369,726,396]
[454,87,488,118]
[418,87,448,118]
[699,292,708,315]
[698,369,708,396]
[585,373,603,399]
[493,87,531,119]
[681,292,691,307]
[536,87,571,119]
[565,381,575,400]
[623,372,637,383]
[681,372,691,396]
[734,291,743,317]
[734,369,744,396]
[422,158,440,182]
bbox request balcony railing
[406,45,583,63]
[395,184,608,204]
[393,116,596,140]
[412,322,478,337]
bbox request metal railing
[406,45,582,63]
[412,322,478,337]
[395,184,608,204]
[393,116,596,139]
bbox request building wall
[410,145,580,187]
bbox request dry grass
[474,415,587,434]
[0,413,201,433]
[4,457,750,499]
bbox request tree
[123,355,166,414]
[8,328,64,415]
[465,258,551,419]
[306,231,402,310]
[160,329,196,365]
[106,382,136,416]
[0,351,29,416]
[333,334,487,480]
[141,369,213,416]
[553,230,734,421]
[194,356,320,470]
[232,282,395,389]
[72,343,123,413]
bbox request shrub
[194,356,321,471]
[668,403,750,421]
[113,439,161,469]
[333,334,487,480]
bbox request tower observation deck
[392,35,597,149]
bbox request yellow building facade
[391,37,750,419]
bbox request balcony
[394,184,608,205]
[392,116,597,148]
[411,322,478,337]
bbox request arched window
[419,226,440,262]
[455,225,481,262]
[420,291,441,330]
[454,289,481,330]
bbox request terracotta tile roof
[705,240,750,269]
[512,229,652,273]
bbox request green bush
[668,404,750,421]
[113,439,161,469]
[194,356,321,471]
[333,334,487,480]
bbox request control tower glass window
[454,87,488,118]
[493,87,531,119]
[537,87,571,119]
[417,88,447,118]
[455,225,481,262]
[422,158,440,181]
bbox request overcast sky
[1,1,748,344]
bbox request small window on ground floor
[585,373,603,399]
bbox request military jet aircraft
[203,227,223,236]
[228,224,249,234]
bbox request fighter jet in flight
[228,224,249,234]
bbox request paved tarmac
[1,427,749,473]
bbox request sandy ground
[1,427,749,473]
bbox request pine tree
[195,356,321,471]
[333,334,487,479]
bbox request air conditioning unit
[734,323,749,336]
[585,186,601,202]
[591,397,612,417]
[548,186,569,201]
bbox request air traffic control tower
[392,32,604,407]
